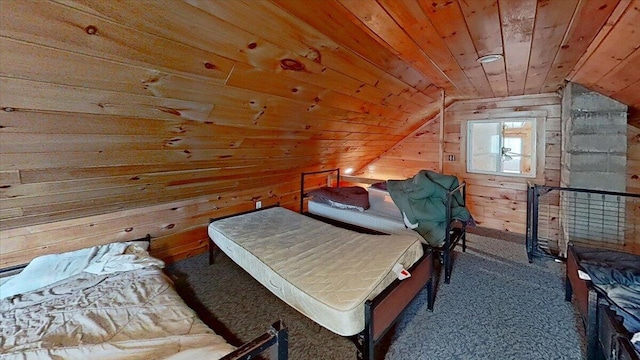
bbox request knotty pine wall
[362,93,562,234]
[0,0,438,269]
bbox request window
[467,119,536,177]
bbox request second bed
[208,206,433,359]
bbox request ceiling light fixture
[476,54,503,64]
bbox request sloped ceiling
[0,0,639,230]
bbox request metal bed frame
[565,243,639,360]
[0,234,289,360]
[209,206,434,360]
[299,168,467,284]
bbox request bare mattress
[0,243,236,360]
[207,207,424,336]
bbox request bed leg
[443,249,451,284]
[209,241,220,265]
[564,273,572,302]
[270,321,289,360]
[356,333,374,360]
[356,301,375,360]
[461,230,467,253]
[427,275,434,311]
[586,289,600,360]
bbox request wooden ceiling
[0,0,639,231]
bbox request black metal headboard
[299,168,340,213]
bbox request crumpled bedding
[0,244,236,359]
[387,170,471,247]
[1,241,164,299]
[573,245,640,353]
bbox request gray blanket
[574,245,640,337]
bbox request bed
[0,235,288,360]
[207,206,434,360]
[564,242,640,360]
[300,168,470,283]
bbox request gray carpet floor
[165,229,586,359]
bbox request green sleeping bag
[387,170,471,247]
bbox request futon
[0,240,287,360]
[208,206,433,359]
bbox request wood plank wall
[0,0,440,269]
[362,93,563,234]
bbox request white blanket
[1,242,163,299]
[0,264,236,359]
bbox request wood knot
[248,42,257,49]
[204,62,216,69]
[130,176,140,180]
[632,175,639,180]
[2,107,15,112]
[280,58,305,71]
[305,47,322,63]
[85,25,98,35]
[165,224,175,229]
[561,44,569,49]
[124,227,133,232]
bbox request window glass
[467,119,536,177]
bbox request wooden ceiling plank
[208,104,409,136]
[419,0,494,97]
[185,0,397,97]
[540,0,621,93]
[271,0,433,91]
[376,0,477,95]
[593,47,640,96]
[524,0,579,94]
[568,0,632,80]
[1,36,397,122]
[498,0,537,96]
[570,1,640,91]
[335,0,453,92]
[0,0,236,82]
[0,36,234,105]
[224,62,396,117]
[51,0,422,114]
[190,0,440,104]
[458,0,509,97]
[610,78,640,108]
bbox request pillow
[307,186,370,211]
[370,181,388,191]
